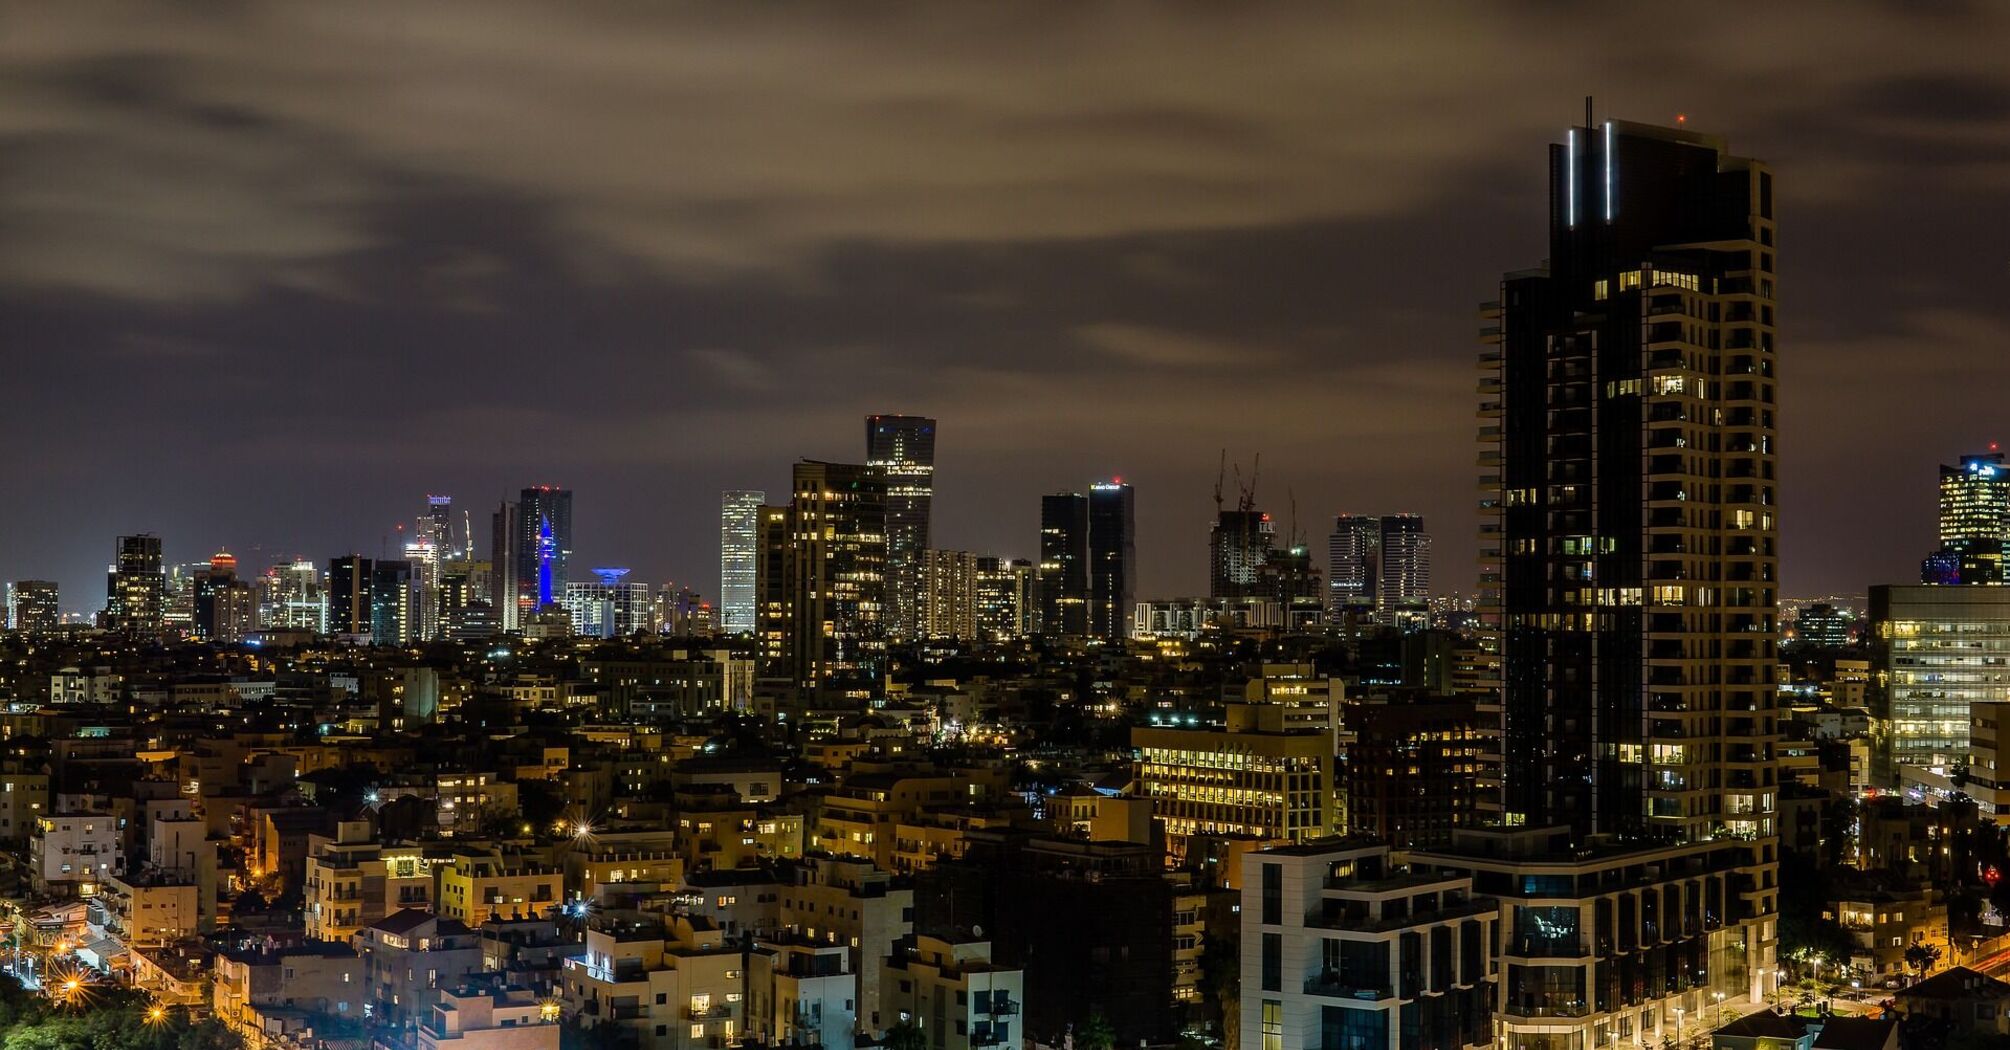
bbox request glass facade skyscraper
[866,415,936,640]
[1039,492,1089,639]
[105,533,166,636]
[1924,451,2010,584]
[1088,480,1135,643]
[719,489,766,635]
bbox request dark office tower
[192,550,238,641]
[1376,514,1431,624]
[1088,480,1136,643]
[1471,113,1780,1021]
[490,500,520,631]
[1208,509,1274,599]
[866,415,937,641]
[759,462,887,703]
[1484,119,1779,840]
[512,486,572,612]
[7,580,59,634]
[328,556,412,645]
[1039,493,1090,639]
[1923,451,2010,584]
[105,533,166,636]
[328,555,372,638]
[1326,514,1379,619]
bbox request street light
[1714,990,1726,1026]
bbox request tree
[1905,940,1943,977]
[1201,929,1241,1050]
[881,1020,927,1050]
[1078,1013,1116,1050]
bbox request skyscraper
[974,557,1037,641]
[918,548,980,640]
[255,559,325,633]
[565,567,653,639]
[193,550,253,643]
[105,533,166,636]
[7,580,59,634]
[328,556,411,646]
[1475,114,1778,1011]
[1088,480,1136,643]
[866,415,937,640]
[514,486,572,612]
[719,490,766,635]
[415,495,453,639]
[1326,514,1379,620]
[1323,514,1430,626]
[1923,450,2010,584]
[757,462,887,702]
[1207,509,1274,599]
[490,500,520,631]
[1375,514,1431,625]
[1039,492,1090,639]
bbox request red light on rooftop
[1676,113,1687,124]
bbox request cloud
[1074,323,1285,369]
[5,4,2010,605]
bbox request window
[1261,933,1282,992]
[1262,1001,1283,1050]
[1261,864,1282,926]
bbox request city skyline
[7,7,2010,610]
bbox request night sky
[7,5,2010,614]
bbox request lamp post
[1673,1006,1685,1049]
[1714,990,1726,1026]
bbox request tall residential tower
[1468,114,1780,1033]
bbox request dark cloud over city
[6,3,2010,608]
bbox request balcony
[1304,973,1390,1001]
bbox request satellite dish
[972,924,984,937]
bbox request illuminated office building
[720,489,766,635]
[256,560,325,632]
[105,533,166,637]
[974,557,1037,640]
[756,461,887,703]
[1327,514,1380,621]
[1923,451,2010,584]
[565,568,654,639]
[490,500,519,631]
[1474,115,1780,1031]
[7,580,59,634]
[1872,584,2010,777]
[514,487,571,612]
[866,415,937,641]
[193,551,254,644]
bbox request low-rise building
[420,986,561,1050]
[747,936,856,1050]
[1240,840,1496,1050]
[437,849,562,927]
[356,909,486,1027]
[880,934,1023,1050]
